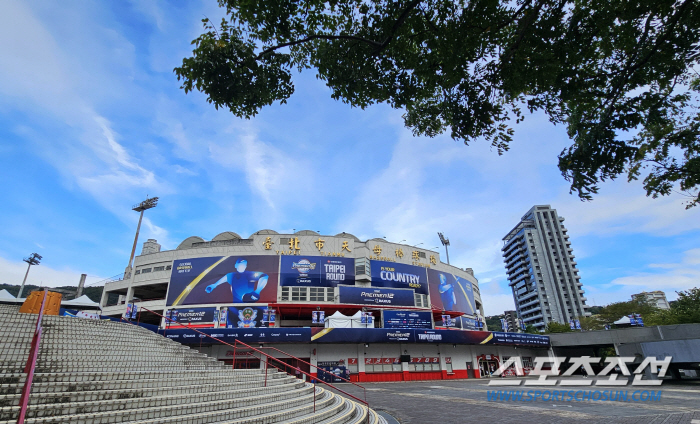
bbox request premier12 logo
[488,356,672,386]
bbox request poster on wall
[383,311,433,329]
[370,261,429,295]
[427,269,476,315]
[338,286,415,307]
[166,256,279,306]
[166,307,217,328]
[280,256,354,287]
[218,306,269,328]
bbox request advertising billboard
[166,307,217,328]
[383,310,433,329]
[338,286,415,307]
[219,306,271,328]
[370,261,429,295]
[166,256,279,306]
[280,256,354,287]
[427,269,476,315]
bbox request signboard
[310,327,550,346]
[370,261,429,295]
[219,306,269,328]
[160,327,310,344]
[166,256,279,306]
[427,269,476,315]
[167,307,216,328]
[280,256,354,287]
[338,286,415,307]
[383,310,433,329]
[312,311,326,324]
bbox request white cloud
[607,248,700,295]
[0,0,167,228]
[0,256,107,290]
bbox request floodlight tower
[125,196,159,277]
[438,232,450,265]
[18,253,42,298]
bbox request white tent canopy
[62,295,101,309]
[324,310,372,328]
[613,316,631,325]
[0,289,16,300]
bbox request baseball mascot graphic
[438,273,457,311]
[205,258,269,302]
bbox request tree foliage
[176,0,700,206]
[652,288,700,324]
[544,321,572,333]
[595,298,660,325]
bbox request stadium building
[101,230,550,382]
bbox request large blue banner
[428,269,476,315]
[280,256,354,287]
[370,261,429,295]
[311,328,550,346]
[383,310,433,329]
[160,327,311,344]
[338,286,415,307]
[219,306,271,328]
[166,256,279,306]
[166,307,217,327]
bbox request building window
[291,287,306,301]
[141,268,152,273]
[153,266,165,272]
[134,270,141,275]
[165,265,172,270]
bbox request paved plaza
[337,378,700,424]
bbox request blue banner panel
[427,269,476,315]
[166,256,280,306]
[159,327,311,344]
[370,261,429,295]
[167,307,216,326]
[383,310,433,329]
[311,328,417,343]
[338,286,415,307]
[310,328,550,346]
[488,332,550,346]
[280,256,354,287]
[218,306,271,328]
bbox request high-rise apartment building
[502,205,590,330]
[503,310,520,332]
[631,291,671,310]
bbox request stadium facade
[101,230,550,381]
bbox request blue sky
[1,0,698,315]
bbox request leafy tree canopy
[595,298,660,324]
[653,287,700,324]
[176,0,700,206]
[544,321,572,333]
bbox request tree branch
[255,34,383,60]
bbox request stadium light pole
[438,232,450,265]
[126,196,158,277]
[18,253,42,298]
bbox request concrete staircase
[0,304,380,423]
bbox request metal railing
[134,306,369,419]
[17,290,48,424]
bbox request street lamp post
[125,196,158,278]
[18,253,42,298]
[438,232,450,265]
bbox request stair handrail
[17,289,48,424]
[135,306,369,411]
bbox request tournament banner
[219,306,270,328]
[280,256,354,287]
[310,328,550,346]
[370,260,429,295]
[160,327,311,344]
[427,269,476,315]
[166,256,279,306]
[167,307,216,328]
[383,310,433,329]
[338,286,415,307]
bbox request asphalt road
[334,377,700,424]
